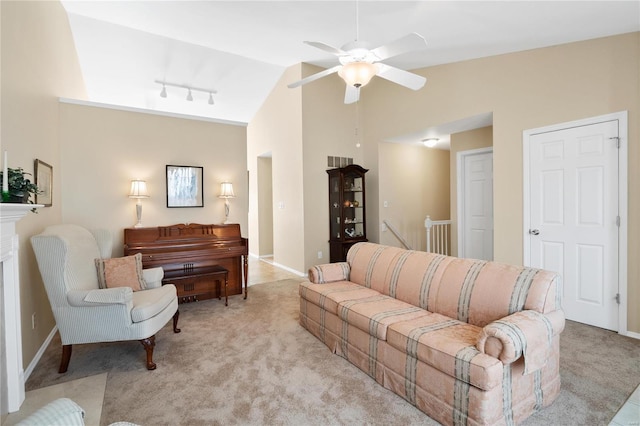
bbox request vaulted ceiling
[61,1,640,125]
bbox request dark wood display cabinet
[327,164,368,262]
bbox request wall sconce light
[218,182,235,224]
[154,80,217,105]
[128,180,149,228]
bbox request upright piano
[124,223,248,303]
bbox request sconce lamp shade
[218,182,234,224]
[338,62,377,88]
[128,180,149,228]
[218,182,235,198]
[128,180,149,198]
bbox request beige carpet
[26,279,640,425]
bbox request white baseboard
[271,261,306,278]
[24,326,57,381]
[623,330,640,340]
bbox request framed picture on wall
[166,165,204,208]
[34,159,53,207]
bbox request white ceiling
[61,1,640,132]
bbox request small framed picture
[34,159,52,207]
[166,165,204,208]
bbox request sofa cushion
[131,285,176,323]
[337,295,431,340]
[299,281,381,316]
[347,243,405,294]
[386,313,503,391]
[429,258,561,327]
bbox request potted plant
[1,167,40,205]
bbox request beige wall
[363,33,639,333]
[301,63,362,268]
[247,64,305,273]
[378,142,450,251]
[58,102,248,254]
[450,126,494,256]
[1,0,87,370]
[248,63,362,273]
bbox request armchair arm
[142,267,164,289]
[308,262,350,284]
[476,310,565,374]
[67,287,133,307]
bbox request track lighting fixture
[154,80,217,105]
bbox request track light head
[155,80,216,104]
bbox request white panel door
[529,120,619,330]
[463,151,493,260]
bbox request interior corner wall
[378,142,450,251]
[363,32,639,333]
[450,126,493,257]
[301,63,362,270]
[247,64,305,274]
[1,0,87,373]
[58,102,248,253]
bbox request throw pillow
[95,253,146,291]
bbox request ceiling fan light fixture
[160,84,167,98]
[338,61,377,88]
[208,92,214,105]
[186,88,193,101]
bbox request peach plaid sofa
[299,242,564,426]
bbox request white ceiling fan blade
[287,65,341,89]
[304,41,346,56]
[344,85,360,104]
[371,33,427,61]
[376,63,426,90]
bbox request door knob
[529,229,540,235]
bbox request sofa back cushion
[347,243,561,328]
[429,258,561,327]
[347,243,405,294]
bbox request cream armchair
[31,224,180,373]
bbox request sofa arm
[142,267,164,289]
[476,310,565,374]
[67,287,133,307]
[308,262,350,283]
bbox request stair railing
[382,220,412,250]
[425,215,451,255]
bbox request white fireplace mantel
[1,203,42,413]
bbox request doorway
[523,112,628,332]
[257,154,274,260]
[457,147,494,260]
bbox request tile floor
[609,385,640,426]
[4,259,638,426]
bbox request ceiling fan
[288,32,428,104]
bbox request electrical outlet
[317,251,323,259]
[31,313,36,330]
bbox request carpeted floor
[26,279,640,425]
